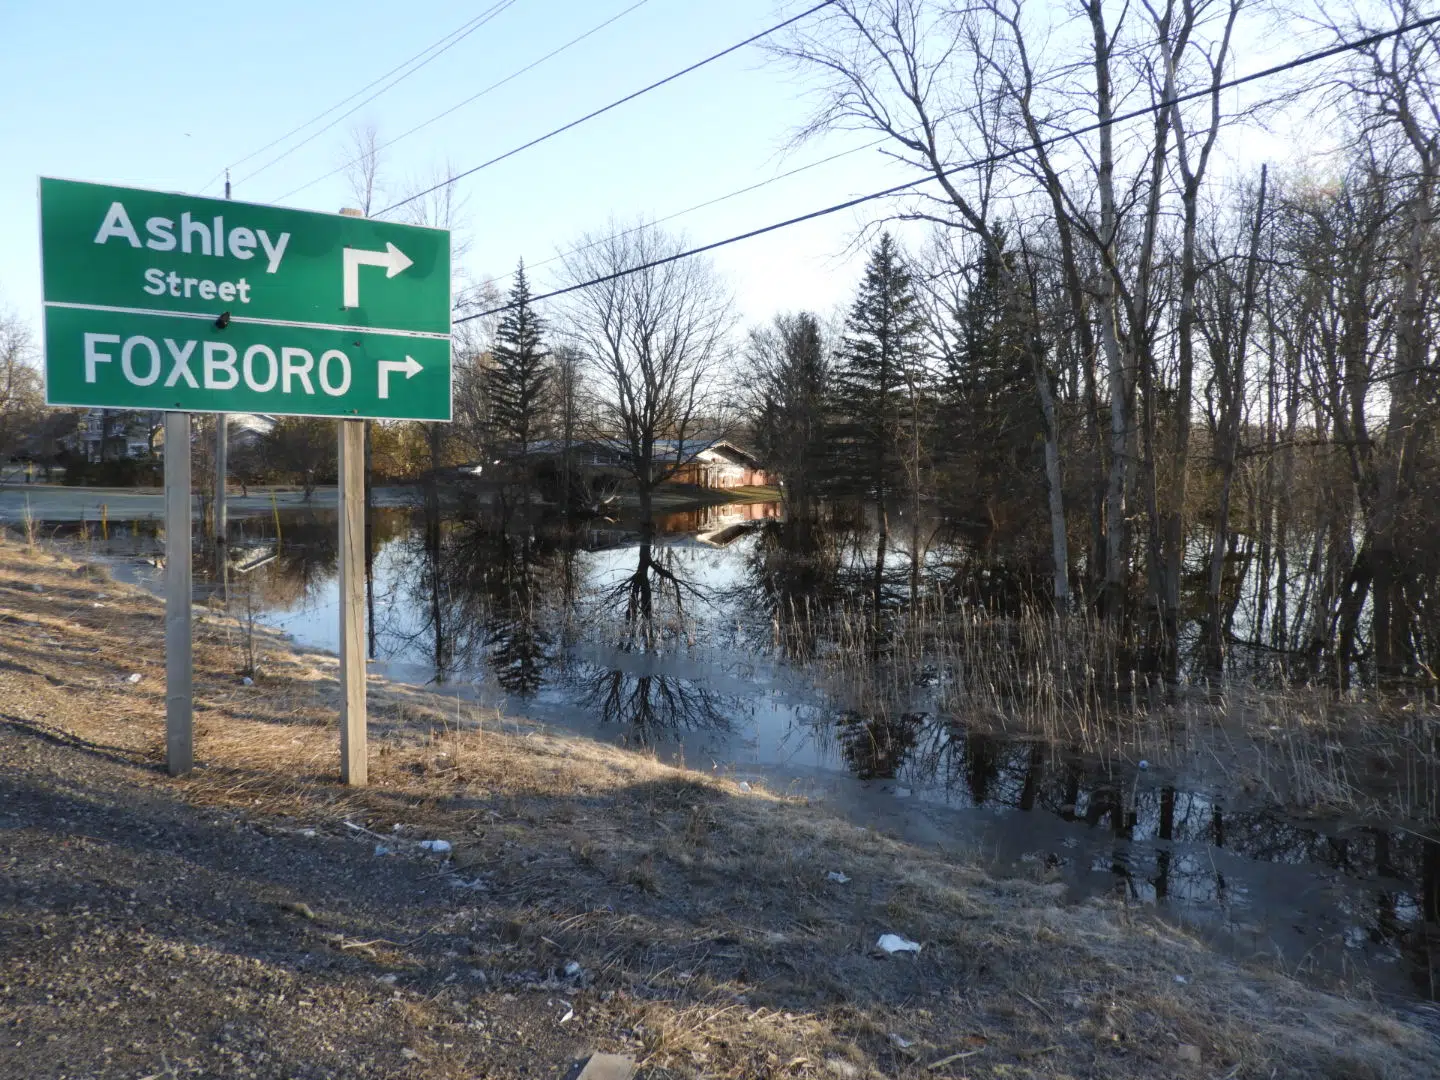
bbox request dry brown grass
[783,593,1440,822]
[0,540,1436,1079]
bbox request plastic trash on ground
[876,933,922,954]
[126,673,142,684]
[564,960,583,977]
[737,781,752,793]
[826,871,851,884]
[374,844,393,856]
[419,839,452,854]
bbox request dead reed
[773,591,1440,822]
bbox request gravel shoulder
[0,541,1436,1079]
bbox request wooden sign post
[164,411,193,776]
[338,416,367,785]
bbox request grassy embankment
[0,540,1434,1079]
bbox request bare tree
[1319,0,1440,675]
[1195,166,1269,670]
[0,310,42,464]
[560,222,735,530]
[780,0,1076,607]
[398,167,472,503]
[343,123,385,217]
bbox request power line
[234,0,521,192]
[276,0,656,204]
[237,0,520,188]
[374,0,836,218]
[457,11,1440,324]
[468,137,887,301]
[200,2,519,195]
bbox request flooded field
[40,497,1440,1004]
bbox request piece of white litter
[737,781,752,793]
[876,934,922,954]
[374,844,393,856]
[241,676,254,686]
[419,840,452,854]
[558,1000,574,1024]
[826,871,851,884]
[888,1033,914,1050]
[126,673,142,684]
[1174,974,1188,984]
[392,823,404,832]
[300,829,317,839]
[377,973,398,985]
[564,960,583,977]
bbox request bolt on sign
[39,178,452,421]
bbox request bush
[61,455,161,487]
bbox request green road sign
[39,177,451,420]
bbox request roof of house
[497,436,761,469]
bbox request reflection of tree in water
[448,520,564,695]
[573,540,736,747]
[739,517,842,661]
[224,511,358,612]
[833,711,924,780]
[378,510,572,690]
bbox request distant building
[67,410,276,461]
[70,409,161,461]
[226,413,277,451]
[486,437,767,490]
[670,440,768,489]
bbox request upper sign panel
[39,177,451,335]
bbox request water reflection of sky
[83,505,1440,1006]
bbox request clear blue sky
[1,0,908,337]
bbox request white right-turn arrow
[378,355,422,399]
[343,242,415,308]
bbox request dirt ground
[1,540,1437,1079]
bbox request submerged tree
[487,261,551,459]
[935,234,1043,532]
[826,233,928,516]
[561,222,733,530]
[745,311,830,521]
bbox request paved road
[0,484,418,523]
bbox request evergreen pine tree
[938,235,1042,525]
[746,312,829,508]
[826,233,927,507]
[487,261,551,458]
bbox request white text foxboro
[82,332,352,398]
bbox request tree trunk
[1205,167,1267,672]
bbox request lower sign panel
[44,306,452,421]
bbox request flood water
[50,498,1440,1006]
